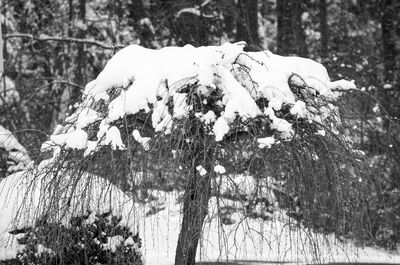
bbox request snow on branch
[175,0,216,18]
[46,42,356,155]
[4,33,125,50]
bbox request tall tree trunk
[277,0,291,55]
[222,0,235,40]
[196,0,207,46]
[175,133,213,265]
[128,0,153,47]
[381,0,398,82]
[236,0,259,45]
[174,168,211,265]
[277,0,307,56]
[319,0,328,60]
[75,0,86,91]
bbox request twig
[49,80,84,91]
[4,33,126,50]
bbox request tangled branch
[4,33,126,50]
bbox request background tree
[380,0,399,83]
[276,0,307,56]
[319,0,328,58]
[236,0,259,46]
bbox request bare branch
[50,80,85,91]
[4,33,126,50]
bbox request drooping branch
[4,33,126,50]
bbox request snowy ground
[140,190,400,265]
[1,172,400,265]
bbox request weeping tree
[26,41,369,265]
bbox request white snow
[103,126,125,150]
[76,108,100,129]
[213,117,230,142]
[36,244,55,257]
[271,117,293,135]
[328,79,356,91]
[139,189,400,265]
[53,42,353,154]
[196,110,216,125]
[290,100,308,118]
[139,18,155,34]
[50,129,88,149]
[196,165,207,176]
[269,97,283,111]
[132,130,151,151]
[213,165,226,174]
[103,235,125,253]
[65,129,88,149]
[384,83,393,89]
[316,129,326,137]
[172,93,190,119]
[84,140,98,156]
[257,137,275,149]
[175,8,216,18]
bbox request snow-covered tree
[29,41,365,265]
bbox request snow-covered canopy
[47,42,356,154]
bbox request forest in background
[0,0,400,252]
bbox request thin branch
[49,80,84,91]
[4,33,126,50]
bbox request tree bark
[277,0,307,56]
[174,165,212,265]
[319,0,328,59]
[236,0,259,45]
[128,0,153,48]
[75,0,86,91]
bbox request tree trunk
[75,0,86,92]
[174,164,212,265]
[128,0,153,48]
[319,0,328,59]
[277,0,291,55]
[236,0,259,45]
[381,0,398,82]
[221,0,235,40]
[277,0,307,56]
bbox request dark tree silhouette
[236,0,259,45]
[277,0,307,56]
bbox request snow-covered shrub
[14,212,142,265]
